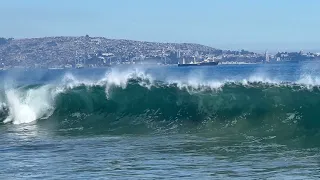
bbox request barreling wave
[1,69,320,144]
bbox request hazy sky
[1,0,320,52]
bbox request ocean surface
[1,62,320,179]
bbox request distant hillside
[0,36,258,68]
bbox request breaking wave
[1,68,320,145]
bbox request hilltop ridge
[0,36,262,68]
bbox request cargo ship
[178,57,219,67]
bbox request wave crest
[1,69,320,143]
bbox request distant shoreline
[0,36,319,69]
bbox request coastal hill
[0,36,263,68]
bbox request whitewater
[1,62,320,179]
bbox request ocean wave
[1,68,320,142]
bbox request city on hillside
[1,36,320,69]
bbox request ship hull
[178,61,219,67]
[177,64,199,67]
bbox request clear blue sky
[1,0,320,52]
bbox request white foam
[247,75,280,84]
[57,68,154,97]
[97,68,154,97]
[61,73,96,89]
[56,67,312,94]
[3,85,56,124]
[296,75,320,87]
[0,102,7,114]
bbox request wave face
[1,68,320,145]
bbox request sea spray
[3,85,55,124]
